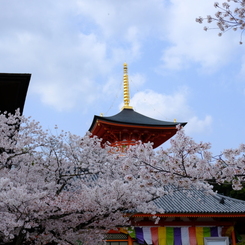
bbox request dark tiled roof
[0,73,31,115]
[154,188,245,214]
[89,108,186,131]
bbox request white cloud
[129,88,190,121]
[126,88,212,134]
[160,0,239,72]
[75,0,167,40]
[0,0,242,113]
[184,115,212,135]
[35,76,97,111]
[28,32,110,111]
[0,1,112,111]
[129,73,146,90]
[0,0,170,111]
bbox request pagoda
[89,63,186,149]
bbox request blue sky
[1,0,245,155]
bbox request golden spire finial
[122,63,133,109]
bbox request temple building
[89,64,245,245]
[0,73,31,115]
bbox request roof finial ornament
[122,63,133,110]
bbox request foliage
[237,241,245,245]
[212,181,245,200]
[196,0,245,43]
[1,112,245,244]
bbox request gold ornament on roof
[122,63,133,109]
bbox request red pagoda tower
[89,63,186,149]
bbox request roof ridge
[216,193,245,204]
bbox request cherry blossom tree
[0,112,245,245]
[196,0,245,44]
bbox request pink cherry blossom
[196,0,245,43]
[0,112,244,244]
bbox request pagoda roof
[89,108,186,131]
[0,73,31,115]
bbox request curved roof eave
[89,108,187,131]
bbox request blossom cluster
[196,0,245,43]
[0,112,244,244]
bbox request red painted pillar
[128,235,133,245]
[232,229,236,245]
